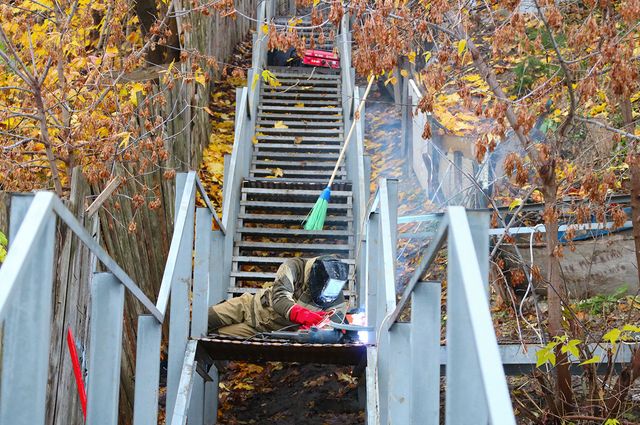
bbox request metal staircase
[0,2,519,424]
[230,66,356,302]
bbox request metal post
[8,194,34,245]
[167,176,195,423]
[377,331,390,425]
[366,211,380,329]
[189,208,212,425]
[193,208,212,337]
[133,315,162,425]
[365,347,379,425]
[0,195,55,425]
[209,229,225,305]
[204,367,219,425]
[467,210,490,294]
[86,273,125,425]
[445,215,488,425]
[387,323,411,424]
[171,341,198,425]
[411,282,441,424]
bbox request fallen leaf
[294,136,303,144]
[274,121,288,129]
[295,102,305,108]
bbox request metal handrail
[361,178,515,424]
[0,192,160,321]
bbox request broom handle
[327,75,375,189]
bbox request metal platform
[197,334,369,365]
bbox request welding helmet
[308,256,349,308]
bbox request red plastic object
[67,327,87,420]
[302,49,340,69]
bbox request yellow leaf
[195,71,206,86]
[262,24,269,34]
[295,102,305,108]
[313,0,320,6]
[458,39,467,55]
[274,121,288,129]
[424,51,432,62]
[252,135,258,144]
[400,69,409,78]
[233,382,254,391]
[129,82,145,106]
[271,168,284,177]
[407,51,416,64]
[118,132,131,149]
[252,73,259,90]
[579,355,601,365]
[105,45,118,55]
[508,198,522,211]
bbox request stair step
[251,169,346,177]
[260,99,341,106]
[261,92,341,100]
[233,255,355,264]
[273,78,342,87]
[257,128,343,136]
[257,120,343,128]
[257,113,343,121]
[262,86,341,93]
[236,241,352,252]
[237,227,351,237]
[251,160,340,168]
[256,135,343,143]
[241,178,352,190]
[240,200,351,210]
[241,187,350,197]
[267,69,340,79]
[238,213,352,223]
[258,105,342,113]
[255,151,339,159]
[255,143,341,151]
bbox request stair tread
[233,255,355,264]
[240,200,351,209]
[227,287,356,295]
[259,105,342,113]
[255,143,342,150]
[236,241,352,250]
[238,213,352,222]
[237,227,351,236]
[241,187,351,196]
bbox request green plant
[575,286,628,315]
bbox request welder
[207,255,349,337]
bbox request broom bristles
[303,187,331,231]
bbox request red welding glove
[289,304,328,328]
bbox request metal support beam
[193,208,212,338]
[87,273,125,425]
[133,315,162,425]
[388,323,411,424]
[171,341,198,425]
[467,210,490,293]
[365,347,378,425]
[167,173,195,423]
[0,194,55,425]
[411,282,441,424]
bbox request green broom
[304,75,375,230]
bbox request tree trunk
[541,184,575,417]
[134,0,165,65]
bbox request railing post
[167,174,195,423]
[467,210,490,294]
[387,323,411,424]
[365,347,379,425]
[445,209,488,424]
[411,281,441,424]
[133,315,162,425]
[189,208,213,425]
[86,272,125,425]
[0,194,55,425]
[366,211,381,329]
